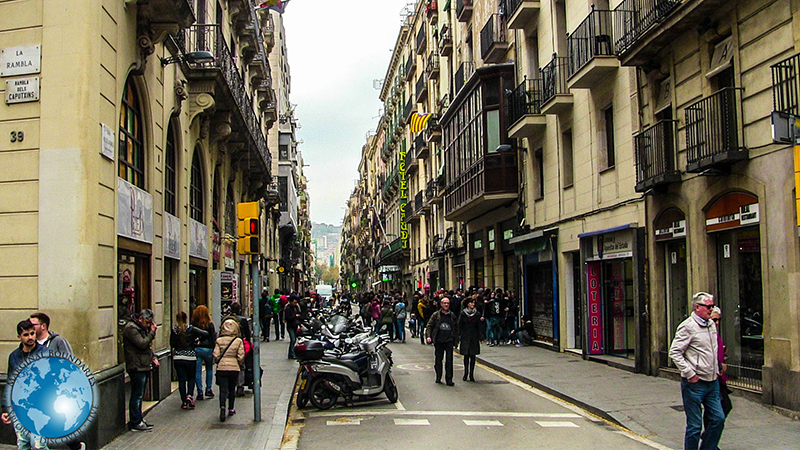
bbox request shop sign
[224,244,235,269]
[655,220,686,241]
[379,265,400,273]
[5,76,39,104]
[473,239,482,249]
[189,218,209,260]
[100,123,115,160]
[220,271,238,303]
[117,178,153,243]
[164,212,181,260]
[705,194,759,232]
[399,150,409,249]
[1,45,41,77]
[503,229,514,240]
[590,231,633,260]
[587,262,603,355]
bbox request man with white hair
[669,292,725,450]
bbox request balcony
[404,97,415,123]
[772,53,800,116]
[614,0,723,67]
[416,75,428,103]
[634,120,681,193]
[455,61,476,96]
[456,0,473,23]
[439,25,453,56]
[405,146,418,175]
[142,0,195,40]
[424,118,442,144]
[415,131,429,159]
[259,11,275,53]
[426,0,438,24]
[508,78,546,139]
[176,25,270,176]
[508,0,541,30]
[405,55,417,81]
[426,178,442,206]
[416,25,427,55]
[567,8,619,89]
[426,52,440,80]
[444,150,519,222]
[379,237,406,261]
[685,87,748,173]
[540,55,572,115]
[480,14,510,64]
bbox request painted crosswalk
[463,419,504,427]
[322,414,580,429]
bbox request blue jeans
[173,359,196,401]
[486,317,499,342]
[681,378,725,450]
[395,317,406,342]
[128,370,148,426]
[287,326,297,358]
[195,347,214,392]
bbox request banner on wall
[189,218,209,260]
[164,213,181,260]
[117,178,153,243]
[587,262,603,355]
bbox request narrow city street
[292,341,663,450]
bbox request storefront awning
[578,223,636,238]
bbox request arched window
[119,78,145,188]
[164,123,178,216]
[190,151,204,222]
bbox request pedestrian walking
[122,309,159,432]
[170,311,209,410]
[29,312,84,449]
[458,297,482,381]
[191,305,216,400]
[274,290,286,340]
[213,317,245,422]
[417,296,429,344]
[229,302,251,397]
[394,297,407,343]
[380,300,395,341]
[426,297,459,386]
[260,290,273,342]
[2,320,50,449]
[284,296,302,359]
[668,292,725,450]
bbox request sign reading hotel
[398,149,408,249]
[1,45,41,77]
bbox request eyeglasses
[697,304,715,310]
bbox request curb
[279,370,304,450]
[475,355,633,432]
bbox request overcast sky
[282,0,413,226]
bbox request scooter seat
[322,356,361,373]
[338,352,365,361]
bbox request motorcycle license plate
[369,356,378,370]
[300,378,307,390]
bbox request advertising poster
[587,262,603,355]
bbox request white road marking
[536,421,580,428]
[463,419,504,427]
[326,417,364,426]
[308,410,582,419]
[394,418,430,426]
[394,400,406,411]
[614,431,676,450]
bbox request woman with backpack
[170,311,209,410]
[213,316,244,422]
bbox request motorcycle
[295,333,397,410]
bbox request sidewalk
[99,338,297,450]
[476,344,800,450]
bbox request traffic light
[237,202,260,255]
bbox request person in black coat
[458,296,483,382]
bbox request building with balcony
[0,1,297,445]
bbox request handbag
[720,381,733,416]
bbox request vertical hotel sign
[399,147,408,249]
[587,262,603,355]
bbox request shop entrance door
[665,241,688,354]
[603,259,634,358]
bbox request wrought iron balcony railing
[426,52,440,78]
[772,52,800,116]
[456,0,474,22]
[480,13,509,63]
[613,0,680,55]
[416,75,428,102]
[177,24,270,172]
[455,61,475,95]
[405,55,417,81]
[439,25,453,56]
[417,25,427,55]
[567,8,615,78]
[634,120,680,192]
[508,78,543,126]
[404,97,415,122]
[540,55,570,105]
[685,87,747,173]
[444,151,518,219]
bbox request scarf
[463,306,477,317]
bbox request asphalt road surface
[293,339,670,450]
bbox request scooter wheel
[385,374,398,404]
[296,393,309,409]
[309,377,339,410]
